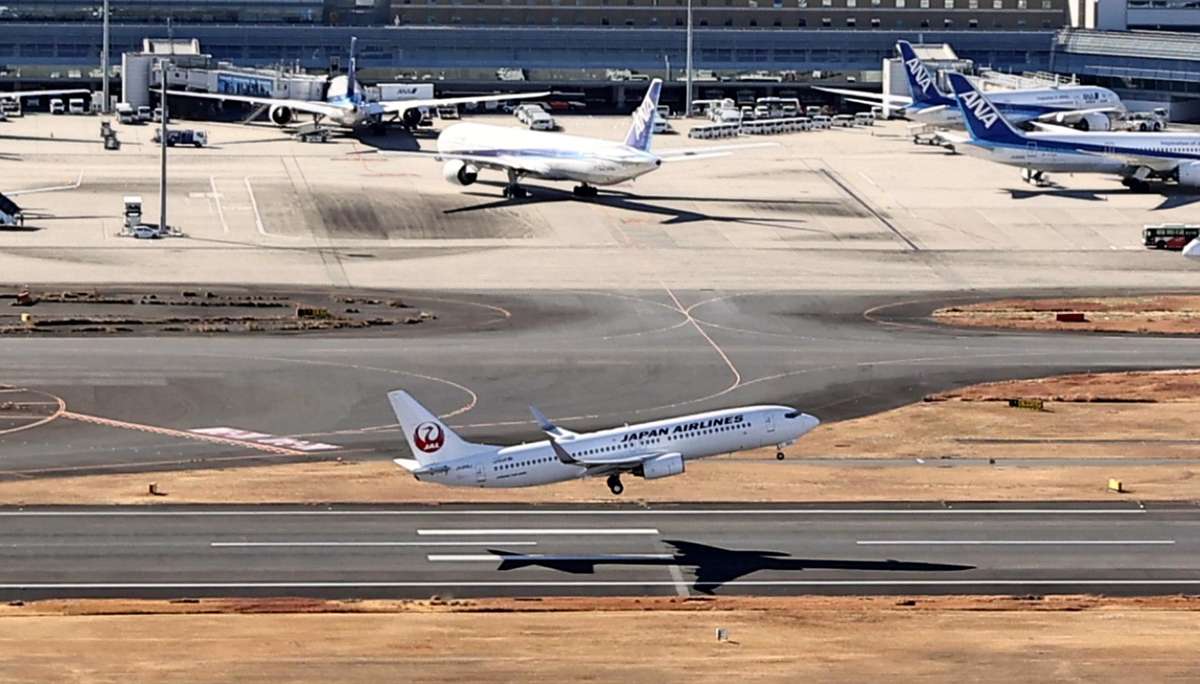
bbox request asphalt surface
[1,288,1198,477]
[2,502,1197,599]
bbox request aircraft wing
[530,405,578,439]
[656,142,778,162]
[813,86,912,107]
[4,172,82,196]
[548,439,672,469]
[436,151,554,177]
[165,89,347,119]
[1184,238,1200,260]
[0,89,89,100]
[1073,148,1180,173]
[377,91,550,116]
[1034,107,1122,125]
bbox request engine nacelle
[1176,161,1200,188]
[1073,112,1111,132]
[402,107,424,128]
[442,160,479,186]
[269,105,294,126]
[636,453,685,480]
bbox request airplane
[387,390,820,495]
[167,37,547,131]
[434,78,775,198]
[947,72,1200,192]
[818,41,1122,130]
[1185,238,1200,260]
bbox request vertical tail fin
[896,41,954,107]
[946,73,1026,146]
[346,36,358,101]
[387,390,495,465]
[623,78,662,152]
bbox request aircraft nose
[799,413,821,434]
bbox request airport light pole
[100,0,110,113]
[685,0,693,117]
[158,60,168,234]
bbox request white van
[49,98,65,115]
[854,112,875,126]
[527,109,556,131]
[811,115,831,130]
[795,116,813,131]
[68,98,86,115]
[514,103,544,124]
[832,114,855,127]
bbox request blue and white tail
[623,78,662,152]
[896,41,954,108]
[346,36,358,102]
[946,73,1025,146]
[387,390,496,466]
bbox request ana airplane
[948,72,1200,191]
[818,41,1122,130]
[435,78,774,198]
[388,390,820,495]
[168,37,546,131]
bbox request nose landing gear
[606,474,624,495]
[776,451,786,461]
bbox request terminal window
[846,0,855,7]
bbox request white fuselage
[962,129,1200,174]
[436,122,662,186]
[910,86,1119,128]
[411,405,817,489]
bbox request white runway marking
[857,540,1175,546]
[417,528,660,536]
[243,177,268,237]
[5,579,1200,590]
[210,541,538,548]
[209,176,229,234]
[427,553,673,562]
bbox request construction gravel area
[933,294,1200,335]
[2,370,1198,503]
[1,596,1197,683]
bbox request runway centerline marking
[211,541,538,548]
[857,540,1175,546]
[417,528,660,536]
[427,553,673,562]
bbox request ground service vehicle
[1144,224,1200,250]
[49,98,65,114]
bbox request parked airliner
[819,41,1121,130]
[949,72,1200,191]
[169,37,545,131]
[435,78,773,198]
[388,390,820,495]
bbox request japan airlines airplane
[949,72,1200,191]
[435,78,773,198]
[818,41,1121,130]
[388,390,820,495]
[168,37,546,131]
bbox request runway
[2,502,1198,599]
[1,288,1198,478]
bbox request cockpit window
[784,411,800,419]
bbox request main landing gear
[572,183,598,198]
[503,169,529,199]
[1021,168,1048,187]
[607,474,624,495]
[1121,177,1152,193]
[776,451,786,461]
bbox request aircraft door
[765,414,776,433]
[475,462,487,483]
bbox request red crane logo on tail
[413,422,445,453]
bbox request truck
[49,98,65,115]
[115,102,137,124]
[68,98,86,115]
[0,98,21,117]
[152,128,208,147]
[136,105,152,123]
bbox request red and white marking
[189,427,341,452]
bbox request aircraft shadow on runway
[1004,186,1200,210]
[488,539,975,594]
[445,180,832,231]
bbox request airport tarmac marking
[209,176,230,234]
[0,509,1148,517]
[60,411,311,456]
[189,426,340,452]
[4,579,1200,590]
[0,386,65,437]
[211,541,539,548]
[417,528,661,536]
[857,540,1175,546]
[663,284,741,391]
[427,553,673,562]
[243,177,268,238]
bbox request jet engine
[1073,112,1111,132]
[442,160,479,186]
[402,107,424,128]
[269,105,294,126]
[1176,161,1200,188]
[636,453,685,480]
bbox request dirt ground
[3,370,1199,504]
[1,596,1197,683]
[933,294,1200,334]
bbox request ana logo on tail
[413,422,446,453]
[905,57,935,95]
[959,91,1000,129]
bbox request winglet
[530,405,577,439]
[548,438,579,465]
